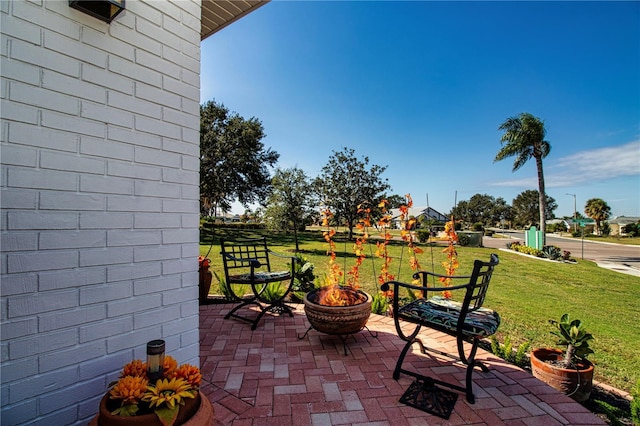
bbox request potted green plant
[289,254,316,302]
[530,313,595,402]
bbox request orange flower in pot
[90,342,213,426]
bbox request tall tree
[200,100,279,217]
[450,194,512,228]
[264,167,316,251]
[584,198,611,235]
[315,147,390,239]
[468,194,496,226]
[495,113,551,235]
[512,190,557,229]
[492,197,512,228]
[450,200,471,225]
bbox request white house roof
[609,216,640,224]
[389,206,448,222]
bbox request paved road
[483,230,640,277]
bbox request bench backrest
[464,253,499,311]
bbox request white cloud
[491,140,640,188]
[553,140,640,180]
[491,176,538,188]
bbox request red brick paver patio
[199,303,605,425]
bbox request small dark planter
[530,347,594,402]
[199,267,213,304]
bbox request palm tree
[584,198,611,235]
[495,113,551,236]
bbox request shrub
[416,229,430,243]
[289,255,317,302]
[292,255,316,292]
[371,292,389,315]
[214,271,237,301]
[509,243,544,257]
[472,222,484,231]
[261,282,286,302]
[571,229,582,237]
[458,234,470,246]
[489,335,530,368]
[549,222,570,233]
[623,222,640,237]
[542,245,562,261]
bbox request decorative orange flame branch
[440,216,459,299]
[399,195,423,279]
[319,207,370,306]
[375,200,394,299]
[347,204,370,289]
[321,208,343,288]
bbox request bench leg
[224,299,262,321]
[394,330,489,404]
[459,336,488,403]
[394,337,426,380]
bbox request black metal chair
[381,254,500,405]
[221,237,296,330]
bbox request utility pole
[566,193,576,232]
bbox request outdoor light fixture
[69,0,125,23]
[146,339,165,381]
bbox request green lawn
[582,235,640,245]
[544,232,640,246]
[200,226,640,393]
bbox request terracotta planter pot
[530,347,594,402]
[303,288,371,335]
[199,267,213,304]
[89,392,214,426]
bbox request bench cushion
[228,271,291,284]
[398,296,500,338]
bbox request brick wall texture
[1,1,202,424]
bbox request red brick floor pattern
[199,303,604,425]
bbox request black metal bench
[381,254,500,410]
[221,237,296,330]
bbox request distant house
[390,206,448,228]
[213,212,241,223]
[608,216,640,236]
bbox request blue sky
[200,1,640,218]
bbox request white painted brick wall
[0,1,202,424]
